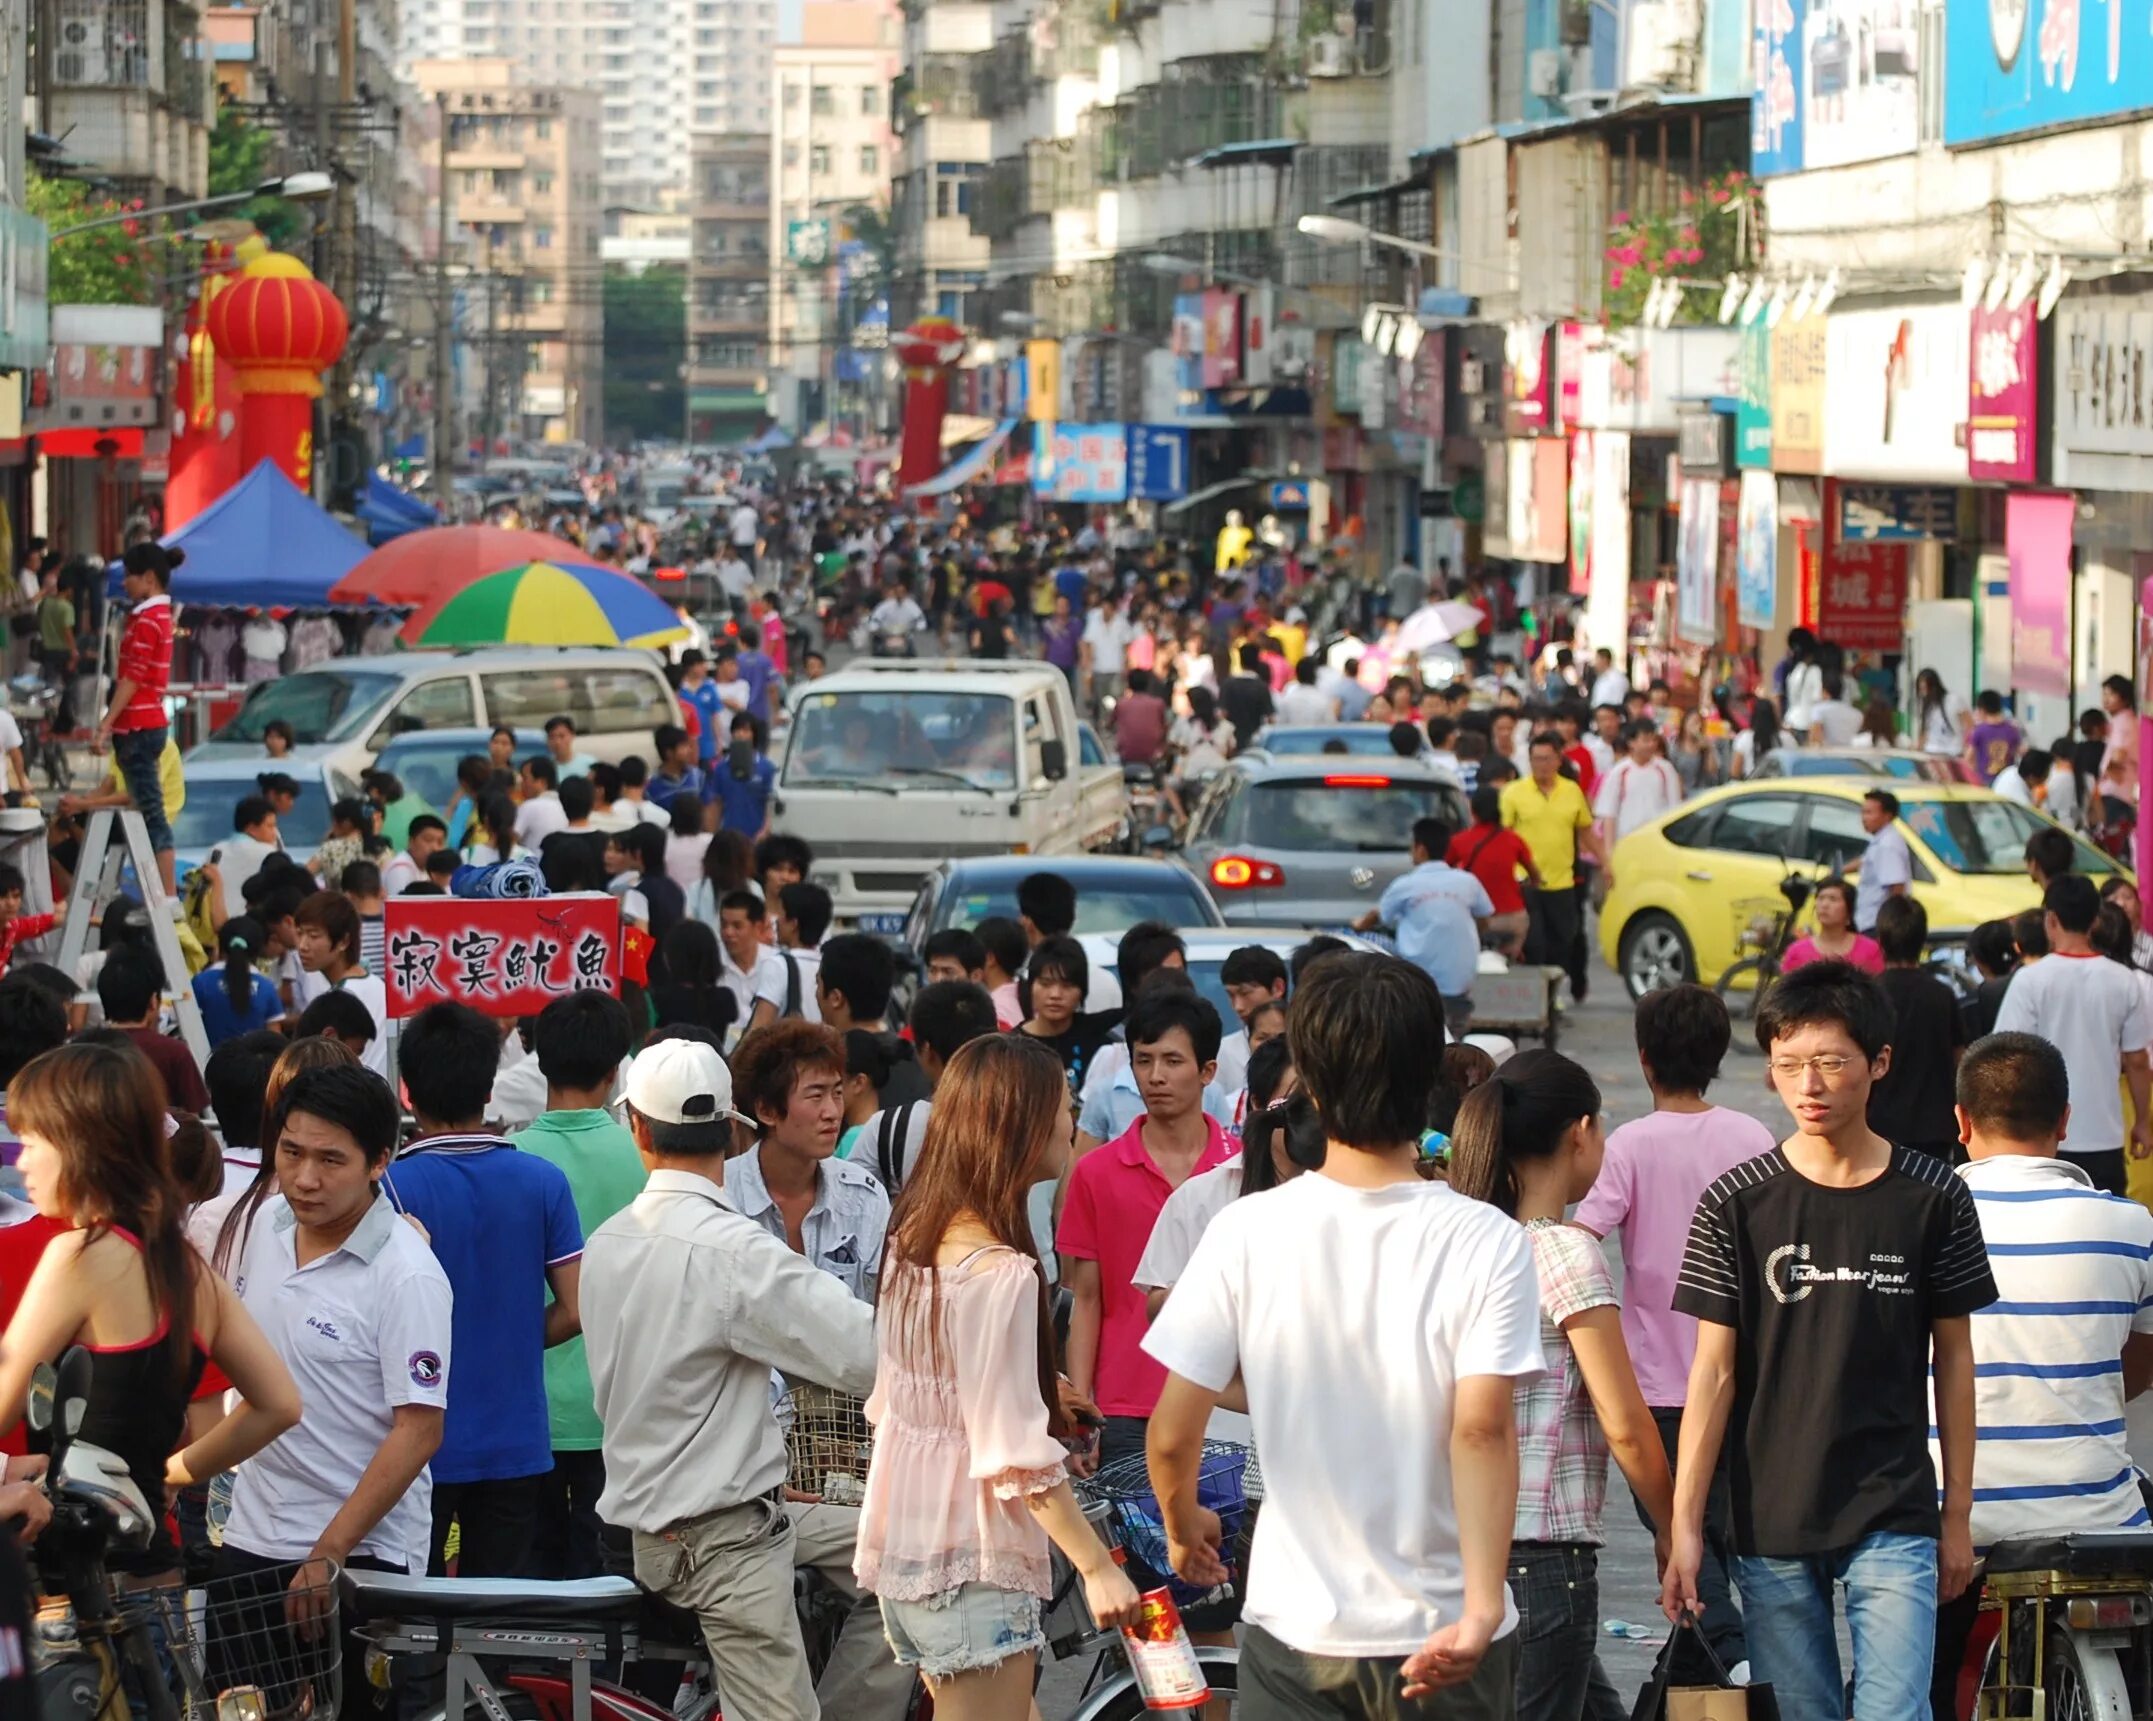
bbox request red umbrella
[329,525,591,610]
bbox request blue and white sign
[1127,425,1190,501]
[1752,0,1920,176]
[1033,422,1129,503]
[1268,480,1313,510]
[1944,0,2153,143]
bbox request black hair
[1968,918,2021,979]
[2107,673,2138,712]
[2019,748,2054,783]
[1016,871,1078,937]
[1219,944,1287,992]
[909,979,1000,1064]
[662,919,723,989]
[1752,959,1895,1060]
[121,541,182,584]
[1469,783,1503,825]
[654,723,690,757]
[670,795,704,837]
[1287,952,1445,1148]
[293,989,376,1046]
[0,862,22,898]
[1387,722,1423,759]
[533,990,635,1092]
[973,915,1028,979]
[2026,826,2076,882]
[1958,1031,2071,1141]
[1411,816,1455,857]
[331,797,371,835]
[1449,1049,1603,1218]
[1126,987,1223,1064]
[1288,933,1351,987]
[1874,894,1928,964]
[1748,697,1782,754]
[778,879,834,947]
[1864,787,1901,820]
[96,947,161,1025]
[545,713,577,736]
[2046,871,2101,935]
[1024,933,1089,1000]
[263,718,295,747]
[619,755,650,789]
[524,755,559,790]
[589,762,622,803]
[843,1028,894,1089]
[2094,903,2137,967]
[1241,1042,1320,1193]
[923,927,987,974]
[1634,983,1732,1096]
[397,1001,500,1125]
[217,914,269,1017]
[406,813,448,845]
[1115,920,1185,996]
[273,1062,403,1165]
[203,1029,286,1151]
[755,833,814,879]
[818,932,896,1021]
[2013,906,2052,959]
[233,795,275,834]
[362,769,406,803]
[456,755,493,794]
[0,981,68,1088]
[558,775,595,822]
[718,887,766,920]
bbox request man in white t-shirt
[1588,647,1630,711]
[1994,873,2153,1194]
[1080,597,1137,710]
[1144,954,1541,1710]
[1274,657,1337,726]
[1990,748,2049,809]
[1593,722,1686,874]
[716,891,788,1043]
[513,759,571,848]
[730,501,761,557]
[1807,675,1864,747]
[209,795,285,920]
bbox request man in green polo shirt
[511,989,647,1577]
[1499,731,1604,1003]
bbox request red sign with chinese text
[1816,486,1909,652]
[383,893,623,1020]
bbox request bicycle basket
[116,1559,342,1721]
[779,1383,873,1507]
[1079,1441,1256,1611]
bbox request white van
[776,661,1127,927]
[190,647,678,780]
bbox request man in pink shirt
[1056,988,1234,1469]
[1574,982,1775,1684]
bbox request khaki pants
[633,1495,817,1721]
[787,1501,918,1721]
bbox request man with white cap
[581,1037,876,1721]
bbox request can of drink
[1116,1586,1209,1710]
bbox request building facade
[688,133,771,444]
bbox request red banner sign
[383,894,622,1020]
[1815,532,1909,653]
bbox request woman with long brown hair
[855,1035,1138,1719]
[0,1042,301,1580]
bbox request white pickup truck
[774,660,1129,927]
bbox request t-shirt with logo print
[1672,1146,1996,1558]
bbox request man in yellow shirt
[1499,732,1604,1002]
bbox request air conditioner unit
[1306,32,1349,77]
[54,0,110,84]
[1527,47,1565,97]
[1558,1,1593,45]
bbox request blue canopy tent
[355,471,441,545]
[108,460,369,606]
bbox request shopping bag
[1630,1619,1780,1721]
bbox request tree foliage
[206,111,305,250]
[603,265,686,444]
[26,171,165,304]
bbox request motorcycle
[1970,1528,2153,1719]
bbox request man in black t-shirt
[1867,896,1966,1160]
[1662,958,1995,1721]
[1217,641,1275,752]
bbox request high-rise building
[687,133,771,444]
[889,0,989,331]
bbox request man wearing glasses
[1659,959,1996,1721]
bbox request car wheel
[1618,911,1694,1001]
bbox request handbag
[1629,1618,1780,1721]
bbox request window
[486,669,584,728]
[861,84,881,115]
[859,144,878,174]
[580,667,676,733]
[811,83,835,114]
[695,106,719,124]
[1799,799,1871,871]
[375,676,477,742]
[532,173,553,193]
[810,145,831,174]
[527,279,552,304]
[784,142,800,166]
[784,81,802,107]
[532,225,553,248]
[1701,796,1802,857]
[534,118,552,140]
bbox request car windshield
[1234,779,1457,851]
[1902,800,2120,876]
[173,778,338,850]
[936,876,1217,935]
[1788,753,1939,780]
[216,671,401,744]
[1258,729,1400,757]
[785,690,1018,788]
[381,740,537,809]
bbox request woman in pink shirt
[856,1036,1138,1713]
[1779,877,1885,976]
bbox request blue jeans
[112,725,173,855]
[1735,1532,1937,1721]
[1508,1542,1625,1721]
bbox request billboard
[1753,0,1921,176]
[1945,0,2153,144]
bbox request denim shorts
[879,1582,1045,1680]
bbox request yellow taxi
[1600,778,2128,999]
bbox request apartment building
[890,0,991,329]
[33,0,213,200]
[687,133,771,444]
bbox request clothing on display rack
[240,615,288,683]
[192,615,240,684]
[360,613,402,655]
[287,612,340,670]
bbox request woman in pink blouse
[1780,876,1885,976]
[856,1036,1139,1715]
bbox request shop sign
[0,207,49,374]
[1814,493,1908,651]
[1358,346,1390,431]
[1171,296,1206,398]
[1737,467,1778,628]
[1032,422,1128,503]
[1504,322,1553,435]
[1200,289,1242,389]
[1568,431,1596,597]
[1823,305,1968,482]
[1240,284,1274,389]
[1400,334,1445,441]
[1945,0,2153,145]
[1837,482,1956,543]
[1736,320,1771,469]
[2052,296,2153,490]
[1753,0,1919,177]
[1332,335,1365,417]
[30,304,162,431]
[1025,340,1061,424]
[1677,477,1721,642]
[1506,436,1567,565]
[1125,424,1189,501]
[1968,302,2039,484]
[1582,431,1632,663]
[1455,325,1504,436]
[1769,313,1829,474]
[1575,326,1741,435]
[1556,322,1585,430]
[1678,410,1733,480]
[384,894,621,1020]
[2006,490,2074,701]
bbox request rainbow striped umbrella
[407,561,690,649]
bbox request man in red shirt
[1448,783,1538,958]
[100,542,180,894]
[1110,668,1169,766]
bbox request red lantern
[204,253,349,489]
[893,315,966,499]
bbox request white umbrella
[1394,599,1485,655]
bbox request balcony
[894,56,983,133]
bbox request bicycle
[1714,865,1816,1050]
[6,674,71,794]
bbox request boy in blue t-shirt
[706,712,777,840]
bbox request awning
[1161,470,1287,515]
[939,413,998,448]
[1331,173,1425,208]
[1193,139,1299,170]
[904,419,1019,497]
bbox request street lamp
[49,172,336,240]
[1296,213,1445,261]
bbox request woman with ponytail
[1449,1049,1675,1721]
[190,914,285,1047]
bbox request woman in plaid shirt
[99,542,181,895]
[1451,1050,1678,1721]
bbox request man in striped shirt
[1928,1031,2153,1721]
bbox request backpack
[780,952,802,1017]
[180,864,219,972]
[874,1102,920,1190]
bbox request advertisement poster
[1815,528,1909,652]
[1583,431,1632,658]
[1945,0,2153,144]
[1754,0,1921,175]
[2006,489,2074,700]
[1822,305,1969,482]
[1032,422,1129,503]
[1505,322,1553,434]
[1769,314,1829,473]
[1737,468,1779,628]
[1736,319,1773,468]
[1201,290,1242,389]
[383,895,622,1020]
[1024,340,1061,423]
[1171,296,1206,398]
[1569,430,1597,596]
[1968,301,2039,484]
[1677,477,1722,643]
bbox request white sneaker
[1729,1661,1752,1687]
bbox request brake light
[1210,855,1286,889]
[2067,1596,2149,1629]
[1322,774,1391,788]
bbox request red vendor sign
[383,893,622,1020]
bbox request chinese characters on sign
[1815,538,1909,652]
[1968,302,2039,484]
[383,894,623,1019]
[1031,422,1130,503]
[1769,314,1828,473]
[1837,482,1957,542]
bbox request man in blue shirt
[382,1000,585,1578]
[730,642,779,725]
[708,712,777,840]
[677,652,724,765]
[1355,815,1491,1036]
[645,724,706,812]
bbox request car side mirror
[1040,739,1068,781]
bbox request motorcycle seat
[341,1571,646,1625]
[1985,1530,2153,1578]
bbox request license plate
[857,913,908,937]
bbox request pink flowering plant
[1602,169,1762,327]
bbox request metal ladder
[54,807,211,1072]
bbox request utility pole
[327,0,360,493]
[479,225,496,474]
[431,91,456,512]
